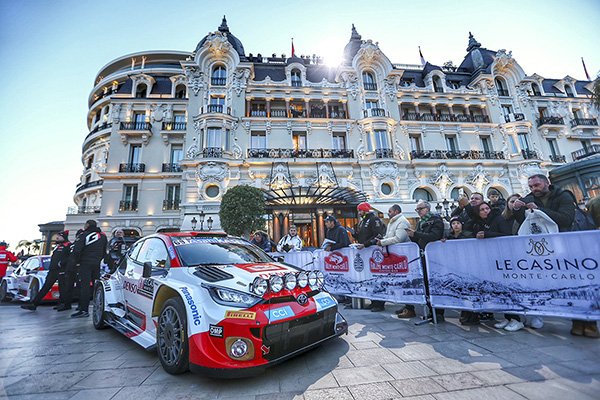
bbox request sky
[0,0,599,251]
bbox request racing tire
[157,297,190,375]
[0,281,10,302]
[92,284,108,330]
[29,280,39,303]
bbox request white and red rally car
[0,256,58,303]
[93,232,347,377]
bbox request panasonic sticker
[313,292,336,312]
[265,305,295,322]
[180,286,202,326]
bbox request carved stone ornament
[340,72,359,100]
[371,161,400,180]
[356,139,366,160]
[427,164,455,198]
[263,163,298,189]
[516,82,533,108]
[494,49,515,73]
[286,121,292,135]
[197,161,229,182]
[466,164,490,193]
[306,121,312,135]
[186,144,198,158]
[184,66,204,96]
[243,120,251,134]
[517,162,544,192]
[112,103,122,123]
[201,31,233,57]
[393,139,406,160]
[484,80,499,106]
[357,40,383,64]
[306,163,337,187]
[346,121,354,136]
[265,120,272,135]
[232,68,250,96]
[384,75,398,98]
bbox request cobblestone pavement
[1,301,599,400]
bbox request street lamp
[207,217,213,231]
[191,217,197,231]
[435,202,443,215]
[442,198,450,217]
[199,211,205,231]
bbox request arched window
[531,83,541,96]
[433,76,443,93]
[362,71,376,90]
[564,85,574,97]
[494,78,509,97]
[291,70,301,87]
[450,187,471,200]
[413,188,434,201]
[136,83,147,98]
[175,84,186,99]
[212,66,226,85]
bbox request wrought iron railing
[572,144,600,161]
[497,88,510,96]
[375,148,394,158]
[363,82,377,90]
[162,163,182,172]
[211,77,226,85]
[76,179,103,193]
[410,150,506,160]
[549,155,567,163]
[202,147,223,158]
[247,148,355,159]
[537,116,564,126]
[521,149,540,159]
[119,163,146,173]
[119,200,138,211]
[363,108,388,118]
[161,121,186,130]
[401,114,489,123]
[120,122,151,130]
[163,199,181,211]
[571,118,599,127]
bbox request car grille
[193,266,234,282]
[262,307,337,361]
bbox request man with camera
[277,225,303,252]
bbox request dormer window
[362,71,376,90]
[291,70,301,87]
[531,83,541,96]
[135,83,147,98]
[564,85,574,97]
[212,66,226,85]
[495,78,509,97]
[175,84,186,99]
[433,76,444,93]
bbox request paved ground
[1,301,599,400]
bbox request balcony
[401,114,489,123]
[363,83,377,90]
[119,200,138,212]
[87,122,112,136]
[497,88,510,97]
[549,155,567,163]
[503,113,525,123]
[537,116,564,127]
[76,179,103,193]
[410,150,506,160]
[250,110,267,117]
[472,115,490,123]
[162,163,182,173]
[163,199,181,211]
[247,148,355,159]
[67,206,101,215]
[203,104,231,115]
[375,148,394,159]
[571,118,599,128]
[119,163,146,173]
[211,77,226,85]
[572,144,600,161]
[161,121,186,131]
[271,109,287,117]
[120,122,152,131]
[363,108,388,118]
[521,149,540,159]
[202,147,223,158]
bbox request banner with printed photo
[311,243,426,305]
[424,231,600,320]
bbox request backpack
[572,208,597,231]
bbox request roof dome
[342,24,362,65]
[286,55,305,65]
[195,16,245,57]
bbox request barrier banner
[424,231,600,320]
[311,243,426,305]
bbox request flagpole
[581,57,591,81]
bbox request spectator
[488,188,506,213]
[0,241,18,279]
[71,220,107,318]
[277,225,303,252]
[323,215,351,252]
[451,192,486,232]
[587,195,600,227]
[473,202,512,239]
[251,230,272,252]
[58,229,84,312]
[376,204,411,247]
[404,201,445,321]
[502,194,523,235]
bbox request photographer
[277,225,303,252]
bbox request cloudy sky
[0,0,599,250]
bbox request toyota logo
[296,293,308,306]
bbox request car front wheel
[92,284,108,329]
[157,297,189,374]
[0,281,10,302]
[29,280,39,303]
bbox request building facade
[64,18,600,245]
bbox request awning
[263,185,367,208]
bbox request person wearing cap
[354,202,385,250]
[323,215,351,252]
[21,231,71,311]
[444,217,473,241]
[0,241,18,279]
[277,225,303,252]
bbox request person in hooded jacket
[472,202,512,239]
[0,241,18,279]
[488,188,506,214]
[71,220,107,318]
[21,231,71,311]
[251,230,272,252]
[323,215,351,251]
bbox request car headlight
[308,271,317,287]
[297,272,308,288]
[284,273,297,290]
[251,277,268,296]
[204,285,262,308]
[316,271,325,288]
[269,275,283,293]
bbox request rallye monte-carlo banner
[279,243,426,305]
[425,231,600,320]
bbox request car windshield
[171,237,272,267]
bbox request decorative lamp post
[435,203,443,215]
[191,217,197,231]
[442,198,450,217]
[207,217,214,231]
[199,211,205,231]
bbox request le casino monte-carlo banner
[425,231,600,320]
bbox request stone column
[304,99,310,118]
[317,211,325,245]
[285,99,290,118]
[246,98,251,118]
[324,100,330,119]
[266,98,271,118]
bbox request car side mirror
[143,261,152,278]
[273,256,285,263]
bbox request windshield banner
[310,243,426,305]
[424,231,600,320]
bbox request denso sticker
[313,292,336,312]
[209,324,224,338]
[225,310,256,320]
[264,306,295,322]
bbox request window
[136,238,170,269]
[86,156,94,169]
[207,128,221,148]
[136,83,147,98]
[212,65,226,85]
[251,131,266,149]
[501,105,512,122]
[495,78,509,96]
[134,112,146,130]
[165,184,181,211]
[170,145,183,164]
[518,133,530,150]
[206,185,220,198]
[365,100,378,109]
[121,185,138,211]
[293,132,307,150]
[224,129,231,152]
[373,130,389,150]
[564,85,574,97]
[291,70,301,87]
[409,134,423,152]
[538,107,548,118]
[445,135,458,152]
[413,188,433,201]
[433,76,443,93]
[381,183,392,195]
[332,132,346,150]
[362,71,376,90]
[509,135,518,154]
[480,136,492,153]
[175,84,186,99]
[547,139,559,157]
[129,145,141,164]
[581,139,591,150]
[531,83,541,96]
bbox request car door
[18,258,39,295]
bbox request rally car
[92,232,347,377]
[0,256,57,302]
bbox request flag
[582,57,591,81]
[419,46,426,66]
[291,38,295,57]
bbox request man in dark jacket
[323,215,351,251]
[71,220,107,318]
[21,231,71,311]
[354,202,385,249]
[58,229,84,312]
[513,174,575,232]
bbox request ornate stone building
[65,18,599,246]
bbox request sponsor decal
[369,249,408,274]
[225,310,256,320]
[171,237,247,247]
[138,278,154,299]
[180,286,202,326]
[168,245,176,260]
[261,345,270,355]
[85,232,99,246]
[354,253,364,272]
[324,252,349,272]
[265,305,295,322]
[313,292,336,312]
[123,280,138,294]
[296,293,308,306]
[236,264,286,273]
[209,324,224,338]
